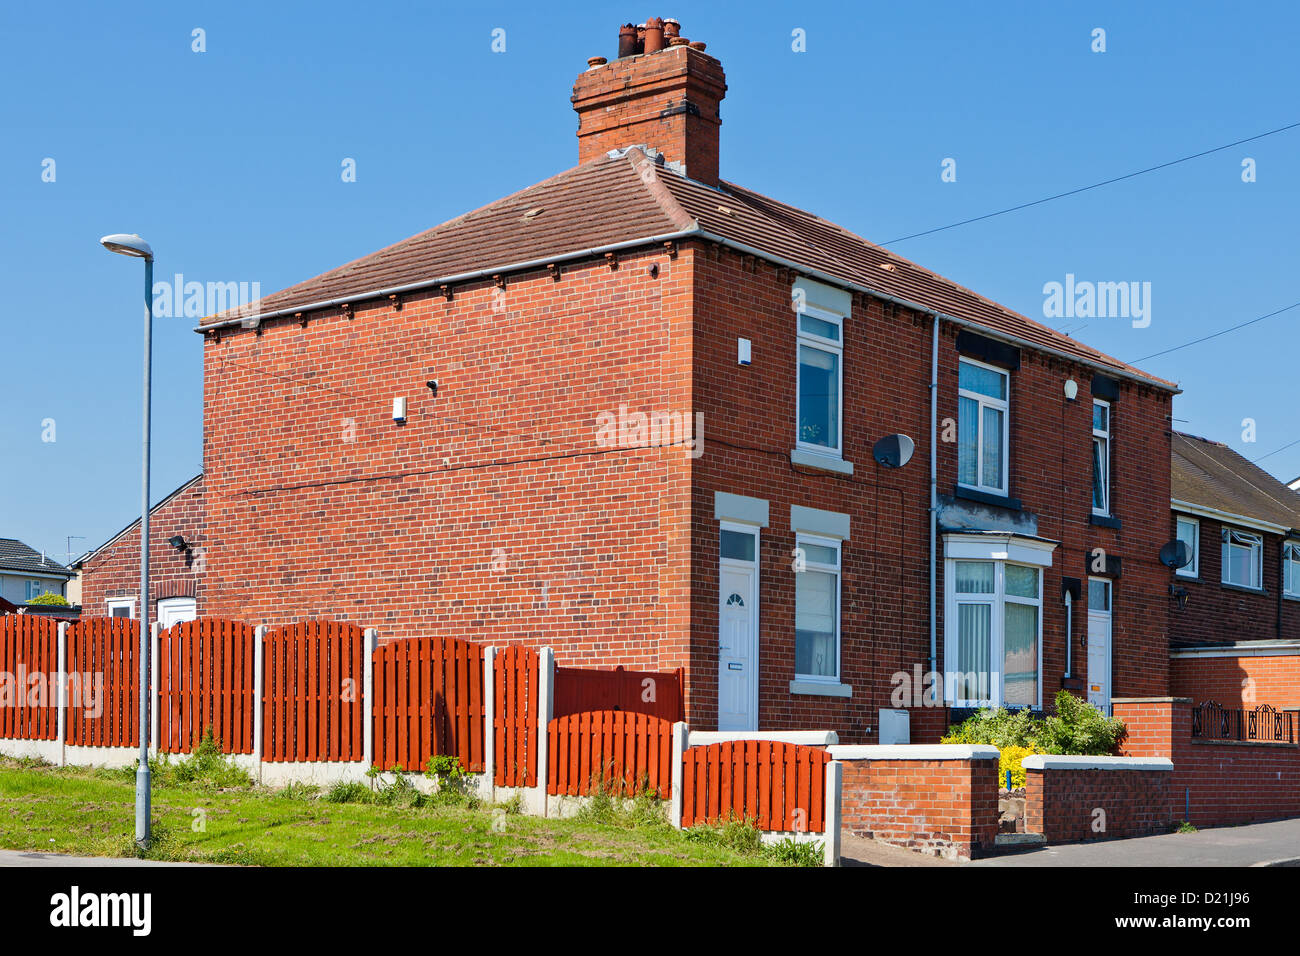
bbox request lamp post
[99,232,154,847]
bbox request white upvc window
[1091,399,1111,516]
[1221,528,1263,590]
[796,304,843,458]
[25,580,46,601]
[107,597,135,619]
[957,357,1010,496]
[1283,541,1300,597]
[946,558,1044,709]
[794,534,840,682]
[1175,516,1200,578]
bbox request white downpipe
[1064,591,1074,678]
[929,312,939,690]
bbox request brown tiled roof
[1171,432,1300,530]
[204,148,1175,389]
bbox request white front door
[1086,578,1112,714]
[718,524,759,731]
[157,597,197,628]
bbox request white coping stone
[1021,754,1174,772]
[827,744,999,761]
[688,730,838,747]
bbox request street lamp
[100,232,154,848]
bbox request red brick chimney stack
[572,19,727,186]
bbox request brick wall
[838,754,999,859]
[1024,766,1173,842]
[78,476,205,618]
[1115,697,1300,827]
[1169,513,1299,646]
[1171,650,1300,711]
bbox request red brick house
[74,474,205,625]
[196,20,1179,742]
[1167,433,1300,713]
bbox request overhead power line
[1127,300,1300,363]
[883,121,1300,244]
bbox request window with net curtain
[951,559,1040,706]
[957,359,1008,494]
[794,540,839,679]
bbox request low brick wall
[1023,756,1174,843]
[1115,697,1300,828]
[830,745,999,860]
[1171,646,1300,712]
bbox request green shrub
[1036,690,1126,755]
[942,706,1042,749]
[132,728,252,790]
[27,593,70,606]
[683,816,763,854]
[324,781,373,804]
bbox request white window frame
[1221,528,1263,590]
[793,533,841,684]
[1283,541,1300,598]
[107,597,135,619]
[25,580,45,601]
[1175,515,1200,578]
[957,357,1010,496]
[1091,399,1111,516]
[795,303,844,460]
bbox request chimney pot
[618,23,638,58]
[644,17,665,53]
[587,56,607,70]
[688,40,706,51]
[663,18,681,39]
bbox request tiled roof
[1171,432,1300,530]
[203,148,1175,390]
[0,538,71,577]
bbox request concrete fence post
[670,720,687,829]
[252,625,266,784]
[149,621,160,757]
[482,647,497,802]
[56,622,68,767]
[536,647,555,816]
[363,628,378,773]
[824,760,843,867]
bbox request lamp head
[99,233,153,259]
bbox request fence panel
[157,618,256,754]
[372,636,485,773]
[553,665,683,722]
[66,617,139,748]
[262,621,364,762]
[493,645,538,787]
[546,709,673,797]
[0,615,59,740]
[681,740,830,833]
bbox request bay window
[958,358,1009,495]
[1222,528,1263,589]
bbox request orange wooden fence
[0,615,59,740]
[66,617,139,748]
[493,645,538,787]
[157,619,256,754]
[553,665,684,722]
[262,621,364,762]
[681,741,831,833]
[547,710,673,798]
[372,636,485,772]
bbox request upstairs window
[796,306,843,457]
[958,358,1009,495]
[25,580,45,601]
[1092,400,1110,515]
[1175,516,1199,578]
[1284,541,1300,597]
[1222,528,1263,590]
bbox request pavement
[839,817,1300,867]
[0,849,208,867]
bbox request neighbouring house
[1168,432,1300,713]
[0,538,73,606]
[195,19,1179,743]
[73,474,205,626]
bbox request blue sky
[2,0,1297,564]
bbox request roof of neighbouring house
[73,473,204,569]
[0,538,72,578]
[1171,432,1300,531]
[201,147,1177,391]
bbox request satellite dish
[1159,540,1192,570]
[873,434,915,469]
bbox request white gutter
[1170,498,1291,535]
